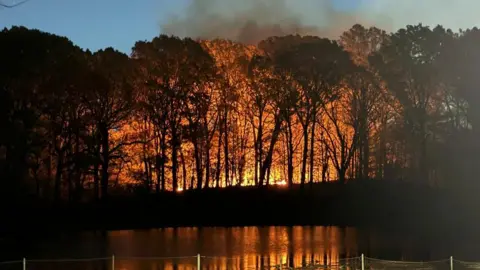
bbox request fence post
[197,254,201,270]
[361,254,365,270]
[450,256,453,270]
[23,258,26,270]
[112,254,115,270]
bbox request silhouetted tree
[134,35,215,192]
[83,48,135,200]
[370,24,452,183]
[276,38,355,184]
[340,24,387,180]
[0,27,87,201]
[6,22,480,203]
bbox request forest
[1,23,480,224]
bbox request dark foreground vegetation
[3,22,480,234]
[0,180,473,235]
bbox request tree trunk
[254,136,259,186]
[362,137,369,179]
[171,125,179,192]
[351,150,357,179]
[376,116,387,179]
[143,155,150,190]
[224,110,229,187]
[215,131,222,188]
[338,168,347,184]
[194,139,203,190]
[160,130,167,191]
[357,88,369,180]
[238,155,245,186]
[155,154,161,194]
[66,134,73,202]
[154,128,161,194]
[266,167,271,186]
[361,88,369,180]
[255,112,263,186]
[93,155,100,201]
[286,117,294,186]
[142,118,151,190]
[419,116,428,184]
[54,148,64,202]
[205,138,211,188]
[259,116,282,186]
[180,146,187,191]
[300,125,309,187]
[309,116,316,186]
[142,132,150,190]
[322,162,328,183]
[74,132,82,202]
[100,124,109,200]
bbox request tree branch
[0,0,30,8]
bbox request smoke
[161,0,365,44]
[161,0,480,44]
[356,0,480,32]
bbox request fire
[113,38,358,192]
[275,180,287,187]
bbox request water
[1,226,479,270]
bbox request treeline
[1,23,479,203]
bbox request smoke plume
[161,0,480,44]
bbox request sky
[0,0,189,53]
[2,0,480,54]
[0,0,365,53]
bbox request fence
[1,254,480,270]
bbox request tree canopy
[1,23,480,203]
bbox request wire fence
[0,254,479,270]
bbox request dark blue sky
[0,0,360,54]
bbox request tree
[183,56,217,190]
[257,35,307,187]
[275,37,354,185]
[437,28,480,187]
[340,24,388,180]
[0,27,87,201]
[134,35,215,192]
[82,48,135,200]
[41,46,89,202]
[248,54,297,186]
[370,24,453,183]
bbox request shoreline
[0,181,472,235]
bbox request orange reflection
[105,226,358,270]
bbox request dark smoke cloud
[161,0,375,44]
[161,0,480,45]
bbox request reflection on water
[1,226,477,270]
[106,227,358,269]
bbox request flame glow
[113,38,364,191]
[275,180,287,187]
